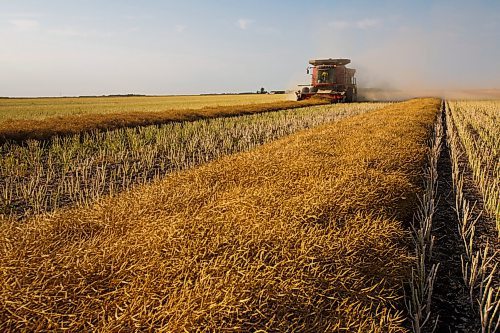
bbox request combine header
[296,58,357,102]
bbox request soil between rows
[431,107,480,332]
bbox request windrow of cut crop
[0,99,329,144]
[406,100,443,332]
[0,98,440,331]
[0,103,388,219]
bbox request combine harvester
[296,58,357,102]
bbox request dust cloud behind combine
[306,1,500,101]
[357,88,500,102]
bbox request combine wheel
[345,88,355,103]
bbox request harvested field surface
[0,98,440,331]
[434,100,500,331]
[0,102,388,219]
[0,94,290,121]
[448,100,499,229]
[431,107,478,330]
[0,99,328,144]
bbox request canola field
[1,97,498,331]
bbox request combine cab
[296,58,357,102]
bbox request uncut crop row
[0,94,290,121]
[0,99,328,143]
[0,103,387,219]
[0,99,439,331]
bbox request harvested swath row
[0,99,440,331]
[0,99,327,143]
[406,102,443,331]
[0,103,387,219]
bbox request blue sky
[1,0,499,96]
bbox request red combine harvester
[296,58,357,102]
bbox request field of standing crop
[0,98,327,143]
[0,94,291,121]
[0,99,440,331]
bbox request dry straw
[407,101,443,332]
[0,99,439,331]
[447,100,499,231]
[0,99,327,143]
[0,102,387,218]
[446,101,500,332]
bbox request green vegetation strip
[0,99,440,331]
[0,99,328,143]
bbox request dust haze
[308,3,500,101]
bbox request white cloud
[122,14,151,20]
[237,18,253,30]
[0,12,42,19]
[175,24,187,33]
[9,19,39,31]
[356,18,381,29]
[328,21,350,30]
[45,27,118,38]
[47,28,89,37]
[328,18,382,30]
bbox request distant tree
[260,87,267,94]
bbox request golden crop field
[0,98,327,143]
[0,102,388,218]
[0,99,439,331]
[0,94,291,121]
[1,96,499,331]
[3,0,498,331]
